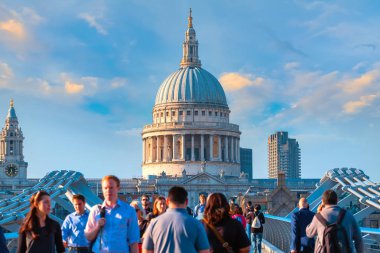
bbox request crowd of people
[0,175,365,253]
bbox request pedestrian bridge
[1,168,379,252]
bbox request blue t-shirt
[194,203,206,220]
[143,208,210,253]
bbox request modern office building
[268,131,300,179]
[240,148,252,179]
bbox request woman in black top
[17,190,65,253]
[202,193,251,253]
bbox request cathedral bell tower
[0,99,28,185]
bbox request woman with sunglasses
[17,190,65,253]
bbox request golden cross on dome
[10,98,14,107]
[188,8,193,28]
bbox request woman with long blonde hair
[17,190,64,253]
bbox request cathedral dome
[155,66,228,107]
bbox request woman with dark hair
[146,196,167,222]
[202,193,250,253]
[231,204,247,230]
[17,191,65,253]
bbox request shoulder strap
[315,213,328,227]
[202,218,232,253]
[336,209,346,225]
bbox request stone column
[218,135,222,161]
[191,134,195,161]
[200,134,204,161]
[149,137,153,163]
[209,135,213,161]
[142,138,146,164]
[225,136,229,162]
[163,135,168,162]
[181,134,186,160]
[156,136,161,162]
[237,138,240,163]
[172,135,176,160]
[231,137,235,162]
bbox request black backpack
[315,209,350,253]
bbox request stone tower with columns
[0,99,28,185]
[142,10,241,178]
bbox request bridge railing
[264,214,380,253]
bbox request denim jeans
[246,225,251,238]
[251,232,263,253]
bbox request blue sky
[1,1,379,181]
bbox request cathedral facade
[142,10,241,178]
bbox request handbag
[202,218,234,253]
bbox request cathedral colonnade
[142,133,240,164]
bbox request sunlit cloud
[343,95,377,114]
[0,19,25,38]
[219,72,264,91]
[79,13,107,35]
[340,70,380,93]
[65,81,84,94]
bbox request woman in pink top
[231,204,247,229]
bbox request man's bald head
[298,198,308,209]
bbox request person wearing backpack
[251,204,265,253]
[306,190,363,253]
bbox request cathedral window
[10,133,13,136]
[209,111,212,116]
[161,112,164,117]
[10,140,13,144]
[166,111,169,116]
[202,111,205,116]
[187,110,191,116]
[194,110,198,116]
[172,111,175,116]
[179,111,183,116]
[215,112,218,116]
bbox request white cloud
[219,72,264,91]
[79,13,107,35]
[284,62,299,70]
[111,78,127,88]
[116,128,142,137]
[21,7,43,24]
[0,62,13,80]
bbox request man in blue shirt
[143,186,210,253]
[62,194,90,253]
[85,175,139,253]
[193,194,206,220]
[290,198,315,253]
